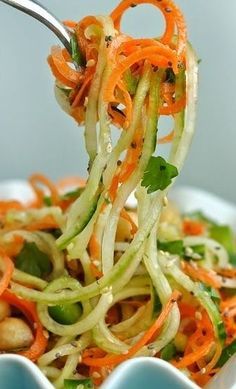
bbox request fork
[0,0,72,54]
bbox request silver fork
[0,0,72,54]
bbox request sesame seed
[195,311,202,320]
[185,247,194,256]
[43,330,49,339]
[122,350,129,354]
[106,144,112,153]
[70,341,78,348]
[84,96,88,107]
[163,196,168,206]
[165,7,172,13]
[192,253,202,260]
[92,371,101,378]
[147,344,155,350]
[200,368,206,375]
[55,352,61,359]
[105,35,113,42]
[93,260,100,267]
[87,59,95,67]
[76,385,84,389]
[102,287,109,293]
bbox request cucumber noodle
[1,1,235,388]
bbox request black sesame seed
[131,141,137,149]
[130,3,137,7]
[117,160,122,166]
[147,344,155,350]
[105,35,113,42]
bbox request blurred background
[0,0,235,202]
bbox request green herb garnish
[141,156,178,193]
[15,242,51,278]
[157,240,184,256]
[157,240,205,260]
[64,378,94,389]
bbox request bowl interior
[0,356,53,389]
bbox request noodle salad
[0,0,236,388]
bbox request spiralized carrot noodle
[0,249,14,296]
[2,290,48,361]
[110,0,187,59]
[2,0,233,387]
[56,176,86,192]
[29,173,60,206]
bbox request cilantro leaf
[64,379,94,389]
[15,242,51,278]
[141,156,178,193]
[157,240,184,256]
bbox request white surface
[0,0,236,202]
[0,180,34,204]
[170,186,236,231]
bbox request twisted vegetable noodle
[0,1,236,388]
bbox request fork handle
[0,0,72,53]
